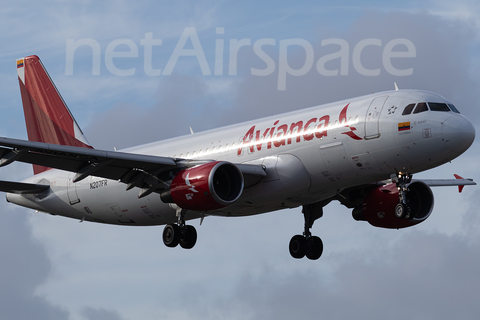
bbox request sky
[1,0,480,319]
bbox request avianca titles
[0,55,475,260]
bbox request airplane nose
[442,115,476,154]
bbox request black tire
[289,235,306,259]
[163,224,180,247]
[306,236,323,260]
[180,225,197,249]
[395,203,408,219]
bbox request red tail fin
[17,55,93,174]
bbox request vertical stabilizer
[16,55,93,174]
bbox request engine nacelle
[161,161,244,211]
[352,181,434,229]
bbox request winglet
[16,55,93,174]
[454,174,465,193]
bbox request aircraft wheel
[180,225,197,249]
[394,203,408,219]
[289,235,307,259]
[306,236,323,260]
[163,224,180,247]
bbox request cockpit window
[447,103,461,114]
[413,102,428,114]
[402,103,416,115]
[428,102,450,112]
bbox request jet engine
[352,181,434,229]
[161,161,244,211]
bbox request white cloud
[427,0,480,32]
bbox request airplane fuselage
[7,89,474,226]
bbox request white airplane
[0,55,476,260]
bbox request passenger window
[428,102,450,112]
[448,104,461,114]
[402,103,416,115]
[413,102,428,114]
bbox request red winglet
[454,174,464,193]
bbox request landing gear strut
[391,172,413,219]
[162,209,197,249]
[289,203,324,260]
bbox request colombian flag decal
[17,59,24,68]
[398,122,411,131]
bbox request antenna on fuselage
[394,82,399,91]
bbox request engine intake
[352,181,434,229]
[161,161,244,211]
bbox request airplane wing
[0,180,49,194]
[417,178,476,187]
[416,176,476,193]
[337,176,476,209]
[0,137,266,196]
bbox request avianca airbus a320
[0,55,476,260]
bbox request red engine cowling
[352,181,434,229]
[162,161,244,211]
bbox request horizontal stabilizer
[0,180,49,194]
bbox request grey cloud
[189,230,480,320]
[461,186,480,241]
[221,10,480,126]
[85,10,480,152]
[85,74,226,150]
[0,202,128,320]
[0,206,70,320]
[81,307,126,320]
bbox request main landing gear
[289,203,324,260]
[162,209,197,249]
[391,172,413,219]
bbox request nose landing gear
[391,172,413,219]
